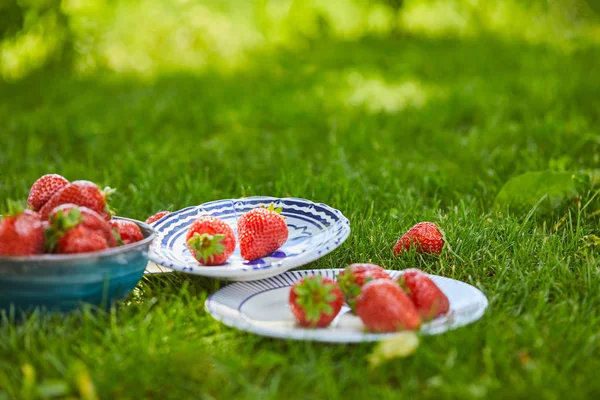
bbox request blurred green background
[1,0,599,81]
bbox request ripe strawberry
[145,211,170,225]
[0,210,45,256]
[337,263,392,312]
[356,280,422,333]
[289,275,344,328]
[110,220,144,245]
[57,225,110,254]
[399,269,450,320]
[237,205,288,261]
[393,222,445,256]
[27,174,69,211]
[186,216,236,265]
[39,181,111,220]
[46,204,117,253]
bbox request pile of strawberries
[181,204,289,265]
[289,222,449,332]
[0,174,145,256]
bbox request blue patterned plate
[206,269,488,342]
[148,197,350,281]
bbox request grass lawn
[1,1,600,399]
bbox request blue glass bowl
[0,217,155,313]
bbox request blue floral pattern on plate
[148,197,351,281]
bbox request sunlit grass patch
[342,71,439,113]
[3,0,599,80]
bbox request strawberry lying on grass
[237,205,288,261]
[145,211,170,225]
[46,204,118,254]
[399,269,450,321]
[337,263,392,312]
[0,205,45,256]
[186,216,236,265]
[289,275,344,328]
[393,222,445,256]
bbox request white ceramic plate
[205,269,488,342]
[147,197,350,281]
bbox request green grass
[1,2,600,398]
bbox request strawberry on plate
[337,263,392,312]
[237,205,288,261]
[289,275,344,328]
[110,220,144,245]
[40,180,112,220]
[356,280,422,333]
[186,216,236,265]
[399,269,450,320]
[145,211,170,225]
[393,222,445,256]
[46,204,117,254]
[27,174,69,211]
[0,209,45,256]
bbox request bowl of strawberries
[0,174,155,313]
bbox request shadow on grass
[0,34,598,216]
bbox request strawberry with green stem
[337,263,392,312]
[238,204,288,261]
[39,180,114,221]
[0,202,45,256]
[110,220,144,245]
[46,204,117,254]
[186,216,236,265]
[289,275,344,328]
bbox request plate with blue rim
[205,269,489,342]
[147,197,351,281]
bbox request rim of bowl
[0,216,156,264]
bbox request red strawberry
[46,204,117,253]
[337,263,392,312]
[289,275,344,328]
[145,211,170,225]
[0,210,45,256]
[399,269,450,320]
[57,225,110,254]
[186,216,235,265]
[393,222,445,256]
[356,280,422,333]
[110,220,144,245]
[39,181,111,220]
[27,174,69,211]
[237,206,288,261]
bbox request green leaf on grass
[368,332,420,368]
[494,170,580,214]
[38,380,70,398]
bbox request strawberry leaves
[45,207,84,252]
[337,270,361,310]
[263,203,283,214]
[293,275,338,326]
[186,232,227,264]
